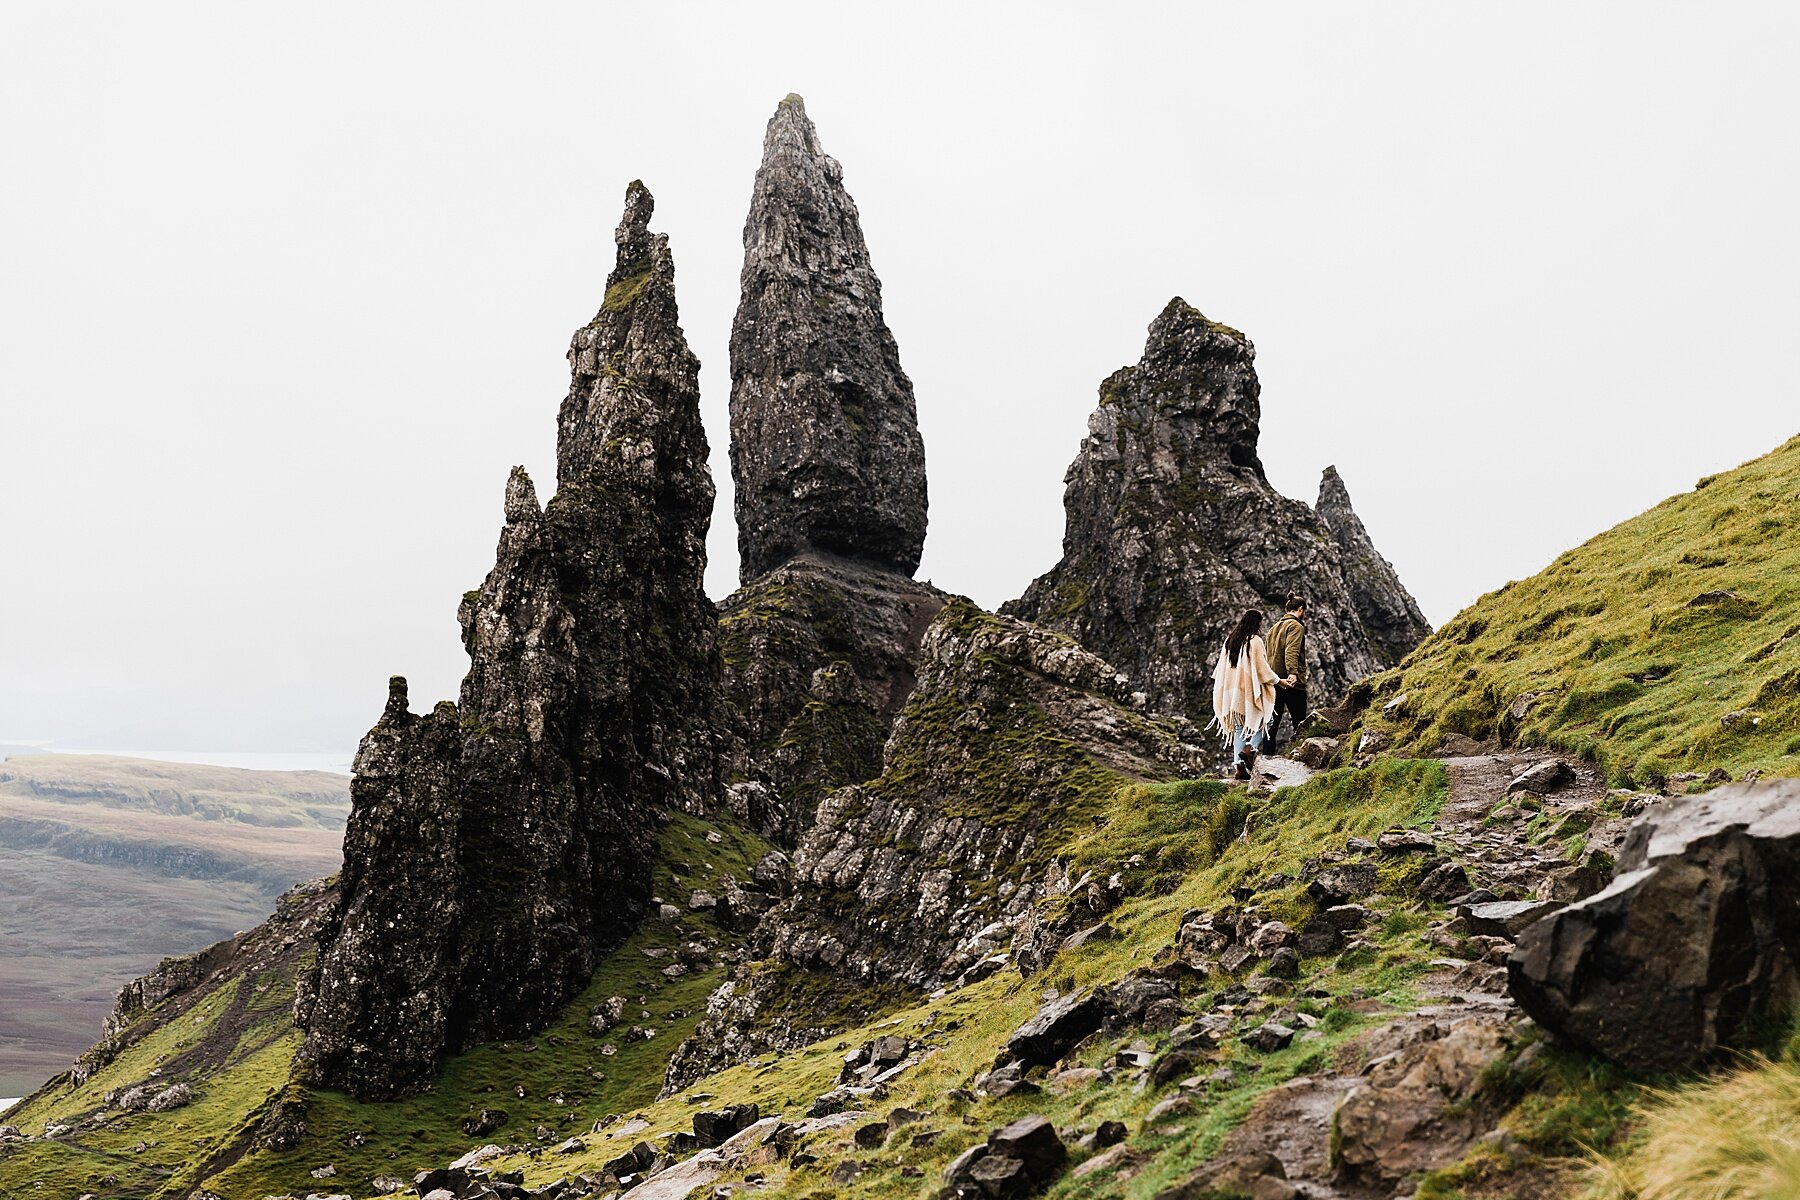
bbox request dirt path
[1195,748,1629,1200]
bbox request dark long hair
[1225,608,1263,666]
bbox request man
[1265,594,1308,751]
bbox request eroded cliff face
[1006,299,1428,720]
[728,94,928,582]
[665,600,1202,1089]
[717,96,941,846]
[717,554,945,847]
[301,183,721,1099]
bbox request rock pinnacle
[728,94,929,581]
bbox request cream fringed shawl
[1210,634,1280,746]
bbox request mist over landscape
[2,6,1797,1200]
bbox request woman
[1210,608,1295,780]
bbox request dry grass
[1585,1055,1800,1200]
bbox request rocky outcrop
[303,182,722,1099]
[718,554,945,845]
[1316,465,1431,667]
[1509,778,1800,1072]
[664,600,1201,1089]
[728,94,928,582]
[1006,299,1427,722]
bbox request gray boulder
[1510,779,1800,1071]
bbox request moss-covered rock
[664,599,1204,1089]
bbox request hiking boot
[1234,762,1252,782]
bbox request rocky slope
[666,600,1204,1089]
[301,181,723,1100]
[4,97,1798,1200]
[1006,299,1428,725]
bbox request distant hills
[0,753,347,1097]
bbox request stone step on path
[1253,754,1314,792]
[1179,749,1604,1200]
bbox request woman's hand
[1282,675,1297,687]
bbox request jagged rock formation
[716,95,940,845]
[1510,778,1800,1072]
[302,182,722,1099]
[665,600,1202,1089]
[1317,465,1431,666]
[1006,299,1428,721]
[728,94,928,582]
[718,554,945,845]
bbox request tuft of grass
[1349,433,1800,783]
[1583,1054,1800,1200]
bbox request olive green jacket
[1267,614,1306,687]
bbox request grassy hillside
[0,763,1466,1198]
[1352,433,1800,784]
[0,755,347,1098]
[0,812,773,1198]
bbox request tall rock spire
[1006,299,1426,723]
[728,94,928,581]
[1316,465,1431,666]
[303,182,721,1099]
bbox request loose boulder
[1510,779,1800,1071]
[943,1115,1068,1198]
[998,990,1114,1069]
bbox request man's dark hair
[1285,594,1307,612]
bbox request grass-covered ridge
[1354,432,1800,784]
[451,760,1452,1199]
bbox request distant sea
[1,748,354,775]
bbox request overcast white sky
[2,4,1795,754]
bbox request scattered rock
[1508,760,1575,795]
[1460,899,1562,938]
[1417,861,1472,902]
[997,989,1113,1069]
[1332,1016,1511,1186]
[1377,828,1436,853]
[1154,1150,1288,1200]
[1144,1096,1194,1126]
[459,1109,508,1138]
[1307,864,1377,906]
[693,1103,760,1148]
[1242,1022,1295,1052]
[942,1115,1068,1198]
[1295,737,1341,769]
[1060,922,1118,952]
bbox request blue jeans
[1233,719,1267,762]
